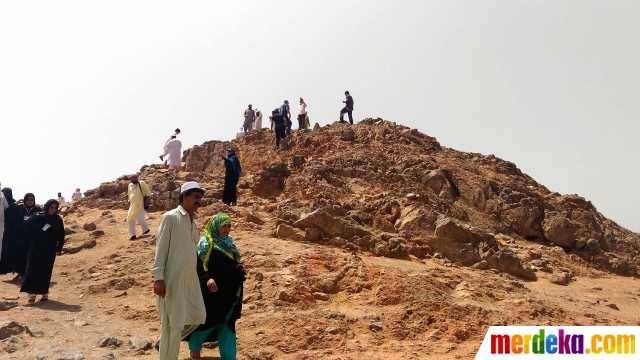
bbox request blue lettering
[546,335,558,354]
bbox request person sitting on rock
[71,188,83,201]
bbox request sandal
[190,351,201,359]
[39,295,49,302]
[27,296,36,304]
[154,339,160,352]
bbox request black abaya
[20,213,64,295]
[221,159,239,206]
[0,203,22,274]
[14,205,42,275]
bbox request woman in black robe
[0,188,23,275]
[14,193,42,280]
[20,199,64,303]
[218,148,242,206]
[185,213,245,360]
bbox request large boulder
[433,217,493,244]
[422,170,453,200]
[293,209,371,239]
[542,212,577,248]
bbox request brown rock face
[293,209,372,239]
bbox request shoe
[11,275,21,282]
[190,351,201,359]
[154,339,160,352]
[27,296,36,304]
[129,235,137,241]
[39,295,49,302]
[159,155,163,161]
[142,229,150,235]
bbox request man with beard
[127,174,151,240]
[151,182,207,360]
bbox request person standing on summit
[127,174,151,240]
[243,104,255,134]
[339,91,354,124]
[279,100,292,135]
[298,98,307,129]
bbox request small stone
[369,323,383,332]
[574,238,587,249]
[79,294,84,299]
[254,272,264,282]
[606,303,619,311]
[313,292,330,301]
[91,230,105,238]
[26,325,44,337]
[0,300,18,311]
[83,222,97,231]
[128,335,152,351]
[57,352,84,360]
[584,239,601,254]
[112,290,127,298]
[246,212,264,225]
[472,260,489,270]
[101,352,115,360]
[276,289,292,302]
[202,341,219,349]
[591,287,603,291]
[101,210,111,216]
[2,335,28,353]
[2,296,19,301]
[0,321,25,340]
[97,335,121,348]
[549,272,571,286]
[83,239,97,249]
[64,228,76,235]
[74,320,89,327]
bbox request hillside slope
[2,119,639,360]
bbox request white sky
[1,1,638,232]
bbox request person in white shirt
[57,192,65,203]
[160,128,181,162]
[166,136,182,172]
[253,109,263,130]
[71,188,83,201]
[298,98,307,129]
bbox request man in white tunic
[160,128,181,162]
[71,188,83,201]
[151,182,206,360]
[127,174,151,240]
[165,136,182,172]
[253,109,263,130]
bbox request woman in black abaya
[14,193,42,281]
[0,188,22,275]
[20,199,65,303]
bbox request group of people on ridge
[0,186,65,304]
[241,91,354,149]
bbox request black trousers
[275,125,286,147]
[297,114,306,129]
[340,107,353,124]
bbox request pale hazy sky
[1,1,638,232]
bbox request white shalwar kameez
[166,139,182,170]
[151,206,206,359]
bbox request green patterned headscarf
[197,213,241,271]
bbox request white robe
[162,132,178,158]
[166,139,182,169]
[253,112,263,130]
[150,206,206,328]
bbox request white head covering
[181,181,202,194]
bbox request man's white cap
[181,181,203,194]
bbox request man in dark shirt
[339,91,354,124]
[270,109,287,148]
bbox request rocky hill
[80,118,640,279]
[2,119,639,360]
